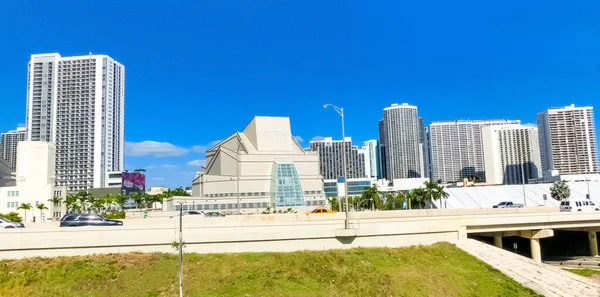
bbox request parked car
[169,211,204,218]
[560,199,599,212]
[493,201,524,208]
[0,216,25,229]
[204,212,225,217]
[59,214,123,227]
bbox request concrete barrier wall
[4,207,596,261]
[0,216,461,259]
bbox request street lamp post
[176,200,186,297]
[586,173,591,199]
[236,139,241,215]
[521,161,527,207]
[324,104,350,229]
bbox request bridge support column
[589,231,598,257]
[530,238,541,262]
[517,229,553,263]
[493,236,503,249]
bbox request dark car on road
[205,212,225,217]
[169,211,204,219]
[59,214,123,227]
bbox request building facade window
[270,162,305,207]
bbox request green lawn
[0,242,539,297]
[565,268,600,277]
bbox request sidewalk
[454,239,600,297]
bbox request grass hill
[0,242,539,297]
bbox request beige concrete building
[179,116,326,213]
[482,124,542,185]
[147,186,169,196]
[0,141,67,221]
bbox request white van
[559,199,599,212]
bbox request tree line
[9,187,190,222]
[328,181,450,211]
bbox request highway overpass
[2,207,600,263]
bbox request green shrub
[102,211,125,219]
[0,212,22,222]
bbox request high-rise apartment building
[429,119,520,183]
[423,126,432,179]
[1,127,26,172]
[362,140,380,178]
[537,104,599,176]
[381,103,423,180]
[378,119,387,180]
[482,124,542,185]
[25,53,125,191]
[309,137,366,180]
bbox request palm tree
[91,198,104,214]
[48,196,63,219]
[65,194,79,213]
[77,191,91,212]
[171,187,189,196]
[360,185,382,211]
[131,192,143,209]
[396,190,411,209]
[411,188,426,209]
[103,194,116,212]
[550,180,570,201]
[423,181,439,209]
[115,194,128,210]
[384,193,402,210]
[327,196,339,211]
[17,203,32,222]
[36,203,49,222]
[436,184,450,208]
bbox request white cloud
[294,135,304,143]
[192,140,222,154]
[311,136,326,142]
[187,159,206,167]
[125,141,189,157]
[162,164,177,169]
[17,123,25,128]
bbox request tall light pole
[520,153,527,207]
[176,200,186,297]
[324,104,350,229]
[236,139,241,214]
[586,173,591,199]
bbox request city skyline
[1,1,599,188]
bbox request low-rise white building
[0,141,67,222]
[167,116,326,213]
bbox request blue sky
[0,1,598,188]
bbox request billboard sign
[121,172,146,196]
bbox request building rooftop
[431,181,599,209]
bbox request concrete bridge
[1,207,600,263]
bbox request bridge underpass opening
[469,229,600,263]
[469,234,533,259]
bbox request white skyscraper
[362,140,379,178]
[482,124,542,185]
[537,104,598,176]
[429,119,521,183]
[25,53,125,191]
[381,103,423,180]
[1,127,26,172]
